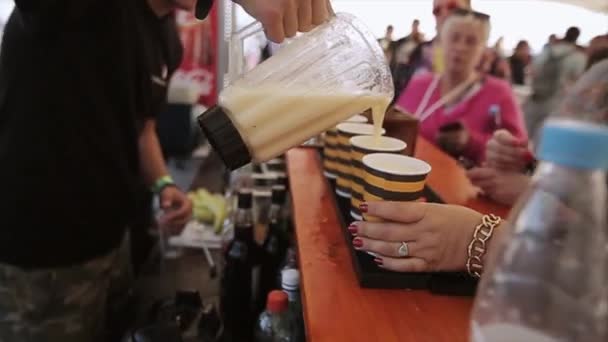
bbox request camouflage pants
[0,233,133,342]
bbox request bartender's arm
[139,118,193,231]
[234,0,333,42]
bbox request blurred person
[558,58,608,125]
[472,59,608,206]
[484,129,531,172]
[586,34,608,70]
[543,34,558,50]
[407,19,424,42]
[379,25,394,52]
[415,0,472,73]
[395,9,527,165]
[0,0,332,341]
[525,26,587,137]
[480,47,511,80]
[548,33,558,45]
[392,19,425,66]
[392,0,471,100]
[493,36,505,57]
[467,167,531,206]
[509,40,532,85]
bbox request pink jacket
[396,73,528,164]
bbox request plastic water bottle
[471,120,608,342]
[281,269,305,342]
[255,290,293,342]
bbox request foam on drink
[351,136,406,152]
[363,153,431,176]
[220,85,391,162]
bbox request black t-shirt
[0,0,209,269]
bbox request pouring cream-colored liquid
[220,85,391,162]
[371,103,386,141]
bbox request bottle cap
[197,105,251,170]
[267,290,288,313]
[271,185,287,204]
[237,189,253,209]
[537,119,608,170]
[281,269,300,290]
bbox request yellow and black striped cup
[362,153,431,222]
[335,123,385,198]
[349,136,407,221]
[322,115,368,179]
[322,127,340,179]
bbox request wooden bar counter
[286,137,510,342]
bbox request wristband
[151,175,176,194]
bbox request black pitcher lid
[197,106,251,170]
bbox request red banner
[175,3,219,107]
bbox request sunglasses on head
[450,8,491,21]
[432,2,461,16]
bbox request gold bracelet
[466,214,502,278]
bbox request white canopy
[547,0,608,13]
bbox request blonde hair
[440,13,490,45]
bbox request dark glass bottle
[220,189,259,342]
[256,185,290,315]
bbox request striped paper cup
[349,136,407,220]
[322,115,368,179]
[361,153,431,222]
[335,123,385,198]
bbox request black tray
[327,179,478,296]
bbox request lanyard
[415,73,480,123]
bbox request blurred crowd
[384,3,607,108]
[377,0,608,207]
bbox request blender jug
[197,13,394,170]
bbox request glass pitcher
[197,13,394,170]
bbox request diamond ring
[398,242,409,257]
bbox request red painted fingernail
[353,238,363,248]
[523,150,535,163]
[348,224,358,235]
[359,203,368,213]
[374,258,383,266]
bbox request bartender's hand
[236,0,333,42]
[467,167,530,206]
[159,186,193,233]
[351,202,483,272]
[485,129,530,172]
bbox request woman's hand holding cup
[351,202,483,273]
